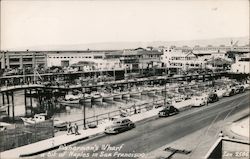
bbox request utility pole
[113,68,116,81]
[82,87,86,129]
[164,77,167,107]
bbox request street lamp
[82,87,86,130]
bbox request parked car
[158,106,179,117]
[223,88,235,97]
[104,118,135,134]
[207,93,219,103]
[235,86,245,94]
[192,95,207,107]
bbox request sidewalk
[0,104,166,158]
[230,116,249,138]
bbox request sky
[1,0,249,50]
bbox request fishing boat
[91,92,103,102]
[57,90,83,104]
[79,93,92,103]
[20,113,67,128]
[141,88,149,95]
[113,90,122,100]
[20,113,49,125]
[53,118,67,130]
[121,91,130,99]
[101,92,114,101]
[65,91,83,100]
[130,90,142,98]
[58,99,79,104]
[155,86,163,94]
[147,87,156,96]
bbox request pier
[0,71,248,121]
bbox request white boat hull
[103,96,114,101]
[141,90,148,95]
[130,92,141,97]
[147,90,156,96]
[21,117,40,125]
[122,93,130,99]
[59,99,79,104]
[113,94,122,100]
[156,89,163,94]
[92,97,103,102]
[79,98,92,103]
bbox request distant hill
[3,36,249,51]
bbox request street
[32,92,250,159]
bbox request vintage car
[158,106,179,117]
[104,118,135,134]
[223,88,235,97]
[235,86,245,94]
[192,95,207,107]
[207,93,219,103]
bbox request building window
[23,58,32,62]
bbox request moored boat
[58,90,84,104]
[53,118,67,130]
[79,93,92,103]
[141,89,148,95]
[155,87,163,94]
[147,89,156,96]
[91,92,103,102]
[122,92,130,99]
[20,113,49,125]
[20,113,67,129]
[130,90,142,97]
[101,92,114,101]
[65,93,83,101]
[113,91,122,100]
[58,99,80,104]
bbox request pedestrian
[67,122,72,135]
[134,105,137,114]
[73,123,80,135]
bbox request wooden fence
[0,120,54,152]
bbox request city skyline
[1,0,249,50]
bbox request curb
[233,114,250,123]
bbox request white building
[46,51,122,71]
[231,53,250,74]
[160,47,206,73]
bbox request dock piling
[11,91,15,122]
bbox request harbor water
[1,90,163,123]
